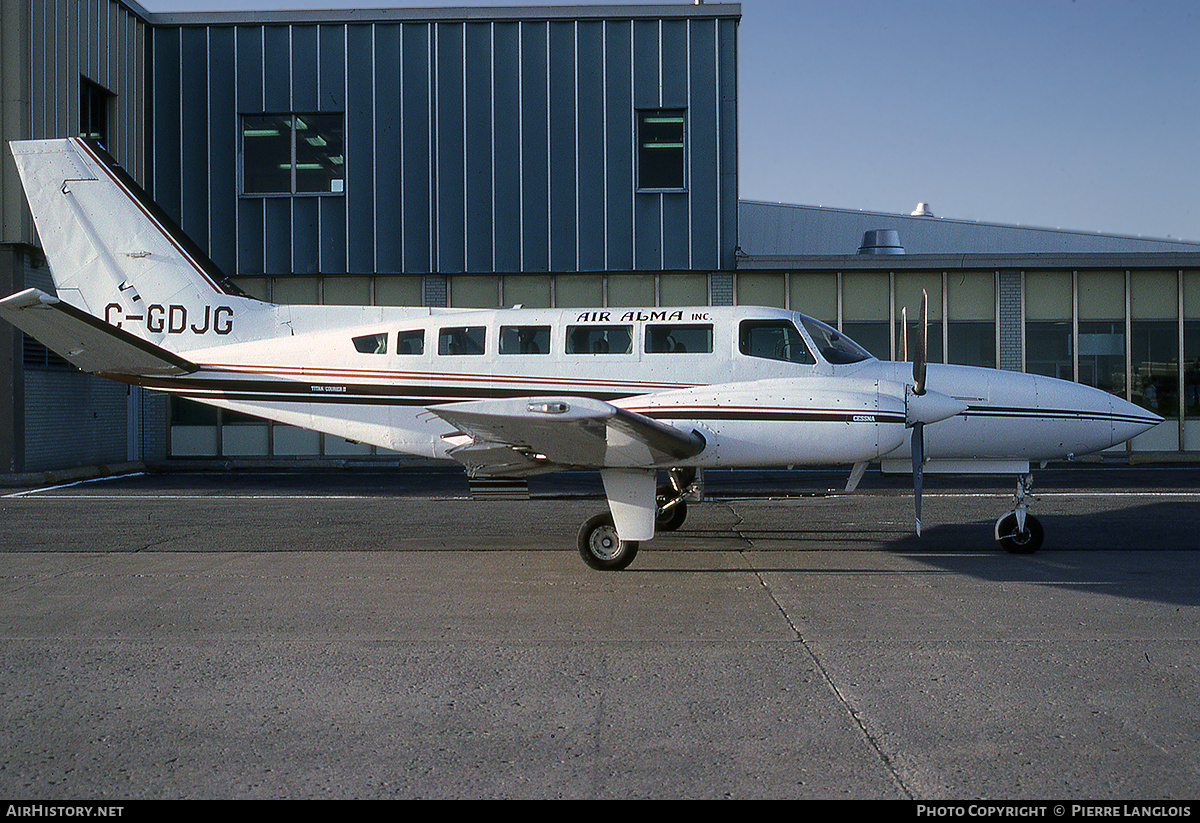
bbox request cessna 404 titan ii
[1,138,1163,570]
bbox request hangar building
[2,0,1198,474]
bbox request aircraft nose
[1042,377,1164,452]
[1107,392,1164,446]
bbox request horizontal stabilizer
[0,288,197,376]
[431,395,706,475]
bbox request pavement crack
[748,561,916,800]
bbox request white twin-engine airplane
[1,138,1163,569]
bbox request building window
[80,77,112,147]
[241,114,344,195]
[637,109,686,191]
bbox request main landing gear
[577,511,638,571]
[995,472,1043,554]
[577,468,701,571]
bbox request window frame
[636,108,687,192]
[80,76,113,148]
[240,113,345,197]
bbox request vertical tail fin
[9,138,265,348]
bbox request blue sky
[138,0,1200,241]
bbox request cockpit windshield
[799,315,874,364]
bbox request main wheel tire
[577,512,639,571]
[655,485,687,532]
[997,513,1043,554]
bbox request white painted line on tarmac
[2,472,146,498]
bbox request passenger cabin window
[566,325,633,355]
[645,323,713,354]
[438,326,486,355]
[500,325,550,354]
[396,329,424,355]
[739,319,815,365]
[352,332,387,354]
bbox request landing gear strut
[578,468,701,571]
[995,472,1043,553]
[655,468,699,532]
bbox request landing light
[529,402,569,414]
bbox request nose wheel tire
[997,513,1043,554]
[578,512,639,571]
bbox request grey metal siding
[150,12,738,277]
[492,22,521,273]
[401,24,432,273]
[319,24,347,274]
[519,22,549,272]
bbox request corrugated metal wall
[2,0,152,473]
[28,0,148,183]
[20,263,131,471]
[3,0,148,247]
[150,12,738,278]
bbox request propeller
[901,292,968,536]
[910,291,928,536]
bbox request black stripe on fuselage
[151,373,631,405]
[641,410,907,425]
[962,405,1159,426]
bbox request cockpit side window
[799,315,873,364]
[738,319,815,365]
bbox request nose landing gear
[995,472,1043,553]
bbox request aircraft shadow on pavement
[645,500,1200,608]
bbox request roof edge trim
[140,3,742,26]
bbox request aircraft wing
[429,396,706,476]
[0,288,197,376]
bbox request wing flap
[430,396,706,476]
[0,288,196,376]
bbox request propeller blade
[901,306,908,362]
[912,420,924,536]
[912,290,928,396]
[909,291,929,536]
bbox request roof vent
[911,202,934,217]
[857,229,905,255]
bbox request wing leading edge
[430,395,706,476]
